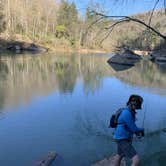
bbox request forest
[0,0,165,52]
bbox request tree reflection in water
[0,53,166,107]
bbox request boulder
[22,43,48,52]
[7,44,21,50]
[120,49,142,60]
[155,56,166,72]
[150,49,166,61]
[91,155,126,166]
[107,54,139,66]
[155,56,166,63]
[107,49,142,71]
[150,50,166,70]
[6,43,48,53]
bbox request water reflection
[157,63,166,73]
[0,53,166,108]
[108,62,134,71]
[0,53,109,108]
[113,60,166,93]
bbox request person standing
[113,94,145,166]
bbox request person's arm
[122,110,144,133]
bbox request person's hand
[137,130,144,137]
[135,130,145,137]
[141,130,145,137]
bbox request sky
[68,0,165,16]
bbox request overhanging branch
[91,11,166,41]
[99,19,128,44]
[148,0,160,26]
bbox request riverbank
[0,35,165,56]
[0,35,108,54]
[48,47,107,54]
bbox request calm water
[0,52,166,166]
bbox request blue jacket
[113,107,144,140]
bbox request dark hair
[127,94,143,109]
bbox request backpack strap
[115,108,124,126]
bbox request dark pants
[116,139,137,159]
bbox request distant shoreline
[0,36,165,55]
[0,36,109,54]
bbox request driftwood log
[36,152,57,166]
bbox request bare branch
[99,19,128,44]
[148,0,160,26]
[86,16,105,31]
[92,11,166,41]
[92,19,126,45]
[99,28,114,45]
[105,18,130,30]
[80,16,104,46]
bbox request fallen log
[133,50,152,56]
[36,151,57,166]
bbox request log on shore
[36,152,57,166]
[133,50,152,56]
[91,155,126,166]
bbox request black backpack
[109,108,123,128]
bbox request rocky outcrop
[155,56,166,63]
[107,49,142,71]
[150,49,166,69]
[6,42,48,53]
[91,155,126,166]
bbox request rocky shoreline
[0,40,108,54]
[107,48,166,71]
[0,41,48,54]
[0,40,165,68]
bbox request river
[0,52,165,166]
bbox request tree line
[0,0,165,51]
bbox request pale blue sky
[68,0,164,16]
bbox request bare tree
[3,0,58,40]
[92,11,166,41]
[81,0,166,47]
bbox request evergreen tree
[69,2,78,24]
[56,0,78,45]
[57,0,70,27]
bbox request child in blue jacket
[114,94,144,166]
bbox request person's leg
[114,154,123,166]
[114,141,124,166]
[131,154,140,166]
[118,140,140,166]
